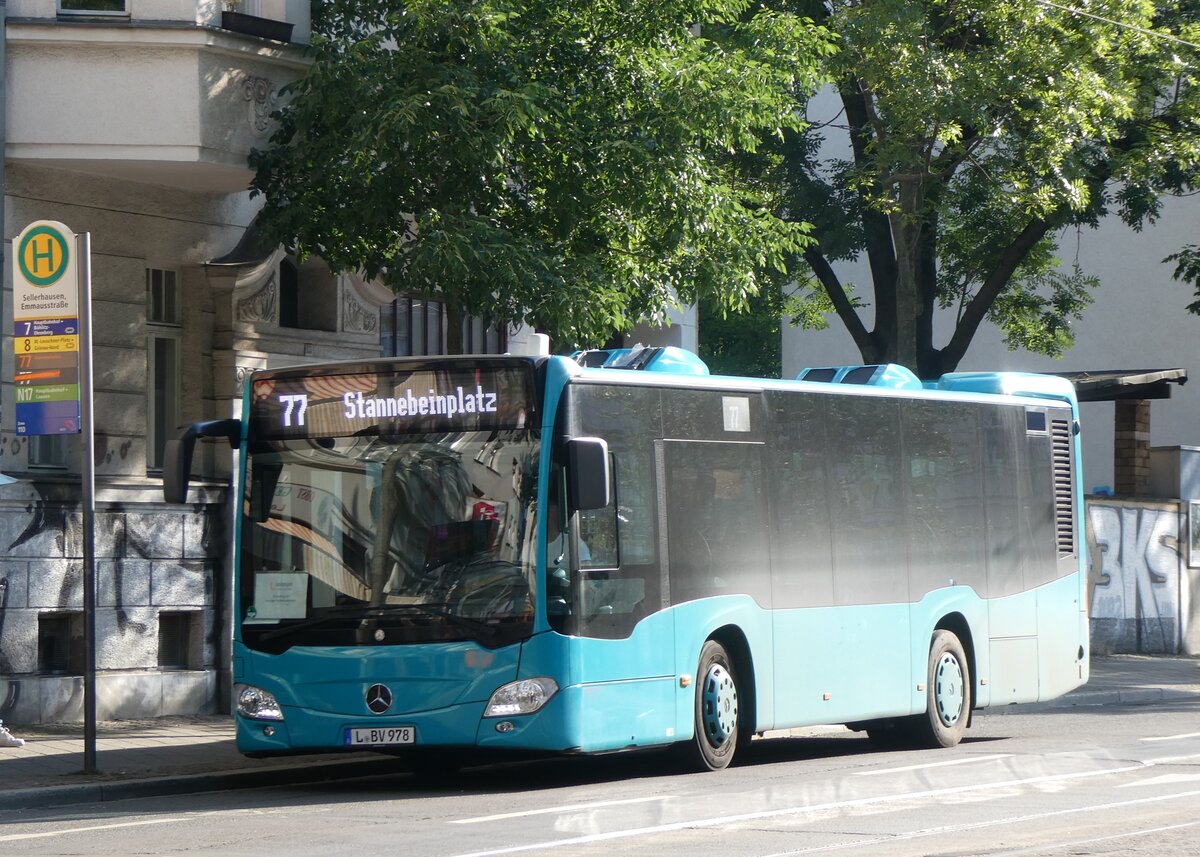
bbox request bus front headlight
[484,677,559,717]
[236,684,284,721]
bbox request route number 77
[279,393,308,427]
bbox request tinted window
[981,406,1025,598]
[826,395,907,605]
[665,441,771,607]
[904,401,987,599]
[663,388,764,441]
[567,384,663,638]
[767,391,834,608]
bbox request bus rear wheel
[913,630,970,748]
[683,640,741,771]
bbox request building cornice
[6,18,313,72]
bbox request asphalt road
[4,699,1200,857]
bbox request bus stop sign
[12,219,82,435]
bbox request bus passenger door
[662,439,774,735]
[569,441,678,751]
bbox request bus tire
[684,640,741,771]
[914,630,970,748]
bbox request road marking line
[0,817,185,843]
[757,788,1200,856]
[1141,732,1200,742]
[1142,752,1200,765]
[1118,772,1200,788]
[853,753,1011,775]
[444,763,1145,857]
[451,797,675,824]
[985,818,1200,856]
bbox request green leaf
[252,0,833,348]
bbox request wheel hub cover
[701,664,738,744]
[934,652,964,726]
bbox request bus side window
[664,441,770,607]
[566,383,662,638]
[577,447,658,638]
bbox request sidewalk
[0,718,408,811]
[2,654,1198,810]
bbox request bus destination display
[248,363,536,439]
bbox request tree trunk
[888,178,925,373]
[444,298,464,355]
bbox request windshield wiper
[254,603,498,645]
[254,605,369,644]
[367,603,501,638]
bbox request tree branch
[939,216,1053,368]
[803,246,875,357]
[839,79,898,328]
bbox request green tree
[782,0,1200,378]
[698,283,785,377]
[1168,244,1200,312]
[250,0,834,350]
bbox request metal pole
[77,232,97,774]
[1,2,8,278]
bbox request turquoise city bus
[164,346,1089,771]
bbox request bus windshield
[239,429,539,653]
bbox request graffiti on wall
[0,477,228,724]
[1088,501,1181,654]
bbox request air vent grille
[1051,418,1075,556]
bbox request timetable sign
[11,220,82,436]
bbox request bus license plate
[344,726,416,747]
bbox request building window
[462,315,507,354]
[147,267,182,473]
[380,297,506,356]
[278,258,337,332]
[58,0,128,15]
[147,268,179,325]
[28,435,68,469]
[148,334,180,472]
[158,612,198,670]
[381,297,442,356]
[279,259,299,328]
[38,612,85,675]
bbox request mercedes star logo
[365,683,393,714]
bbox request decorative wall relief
[236,273,277,323]
[343,291,378,334]
[235,366,255,398]
[242,75,278,138]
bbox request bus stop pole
[77,231,97,774]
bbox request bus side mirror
[566,437,611,511]
[163,419,241,504]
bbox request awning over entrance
[1054,369,1188,402]
[1052,369,1188,497]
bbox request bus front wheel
[914,630,970,748]
[684,640,741,771]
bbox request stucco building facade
[0,2,543,725]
